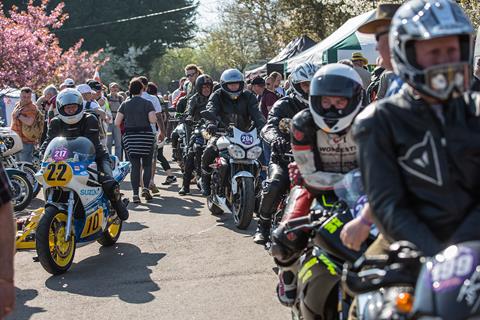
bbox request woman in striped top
[115,79,157,203]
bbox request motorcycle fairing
[231,127,260,149]
[297,248,341,320]
[413,241,480,319]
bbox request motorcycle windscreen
[412,241,480,319]
[43,137,96,163]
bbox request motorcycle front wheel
[8,170,33,212]
[232,177,255,229]
[36,206,76,275]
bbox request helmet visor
[310,74,361,98]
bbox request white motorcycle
[206,126,263,229]
[34,136,130,274]
[0,127,35,211]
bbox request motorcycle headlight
[246,146,262,160]
[227,144,245,159]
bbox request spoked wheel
[97,216,122,246]
[232,177,255,229]
[18,162,41,198]
[36,207,76,275]
[8,170,33,212]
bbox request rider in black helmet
[179,74,214,195]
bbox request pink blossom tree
[0,0,106,91]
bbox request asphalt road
[9,146,289,320]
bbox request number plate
[43,162,73,186]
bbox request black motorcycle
[272,169,374,320]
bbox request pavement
[8,146,290,320]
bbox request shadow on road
[122,221,149,232]
[45,243,164,304]
[7,288,45,320]
[130,196,203,217]
[216,215,257,237]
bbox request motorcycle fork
[65,191,74,241]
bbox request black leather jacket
[291,109,357,196]
[205,89,266,132]
[353,89,480,256]
[40,113,109,162]
[261,96,307,146]
[186,93,209,123]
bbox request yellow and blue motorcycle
[34,136,130,275]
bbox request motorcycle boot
[275,258,300,307]
[102,178,129,221]
[253,216,271,245]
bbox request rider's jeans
[16,142,34,163]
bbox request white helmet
[290,62,319,105]
[309,63,364,133]
[56,88,84,125]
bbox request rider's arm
[205,94,221,126]
[40,118,61,154]
[246,92,266,131]
[291,110,344,194]
[261,99,288,145]
[0,180,14,320]
[353,104,442,256]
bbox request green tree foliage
[2,0,198,69]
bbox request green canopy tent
[286,10,377,72]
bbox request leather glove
[206,123,217,135]
[288,162,303,186]
[271,137,290,154]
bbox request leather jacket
[261,96,307,146]
[186,93,209,123]
[291,109,357,196]
[40,113,109,162]
[352,89,480,256]
[205,89,266,132]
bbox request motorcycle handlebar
[284,210,325,231]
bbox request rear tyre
[97,217,122,246]
[36,206,75,275]
[233,177,255,229]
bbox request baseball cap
[87,80,102,91]
[62,78,75,88]
[251,77,266,86]
[77,84,95,94]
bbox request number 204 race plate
[43,162,73,187]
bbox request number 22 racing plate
[42,162,73,187]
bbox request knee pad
[276,259,300,307]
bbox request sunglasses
[186,72,196,78]
[375,30,389,42]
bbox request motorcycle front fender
[231,171,254,195]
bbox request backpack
[22,108,44,142]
